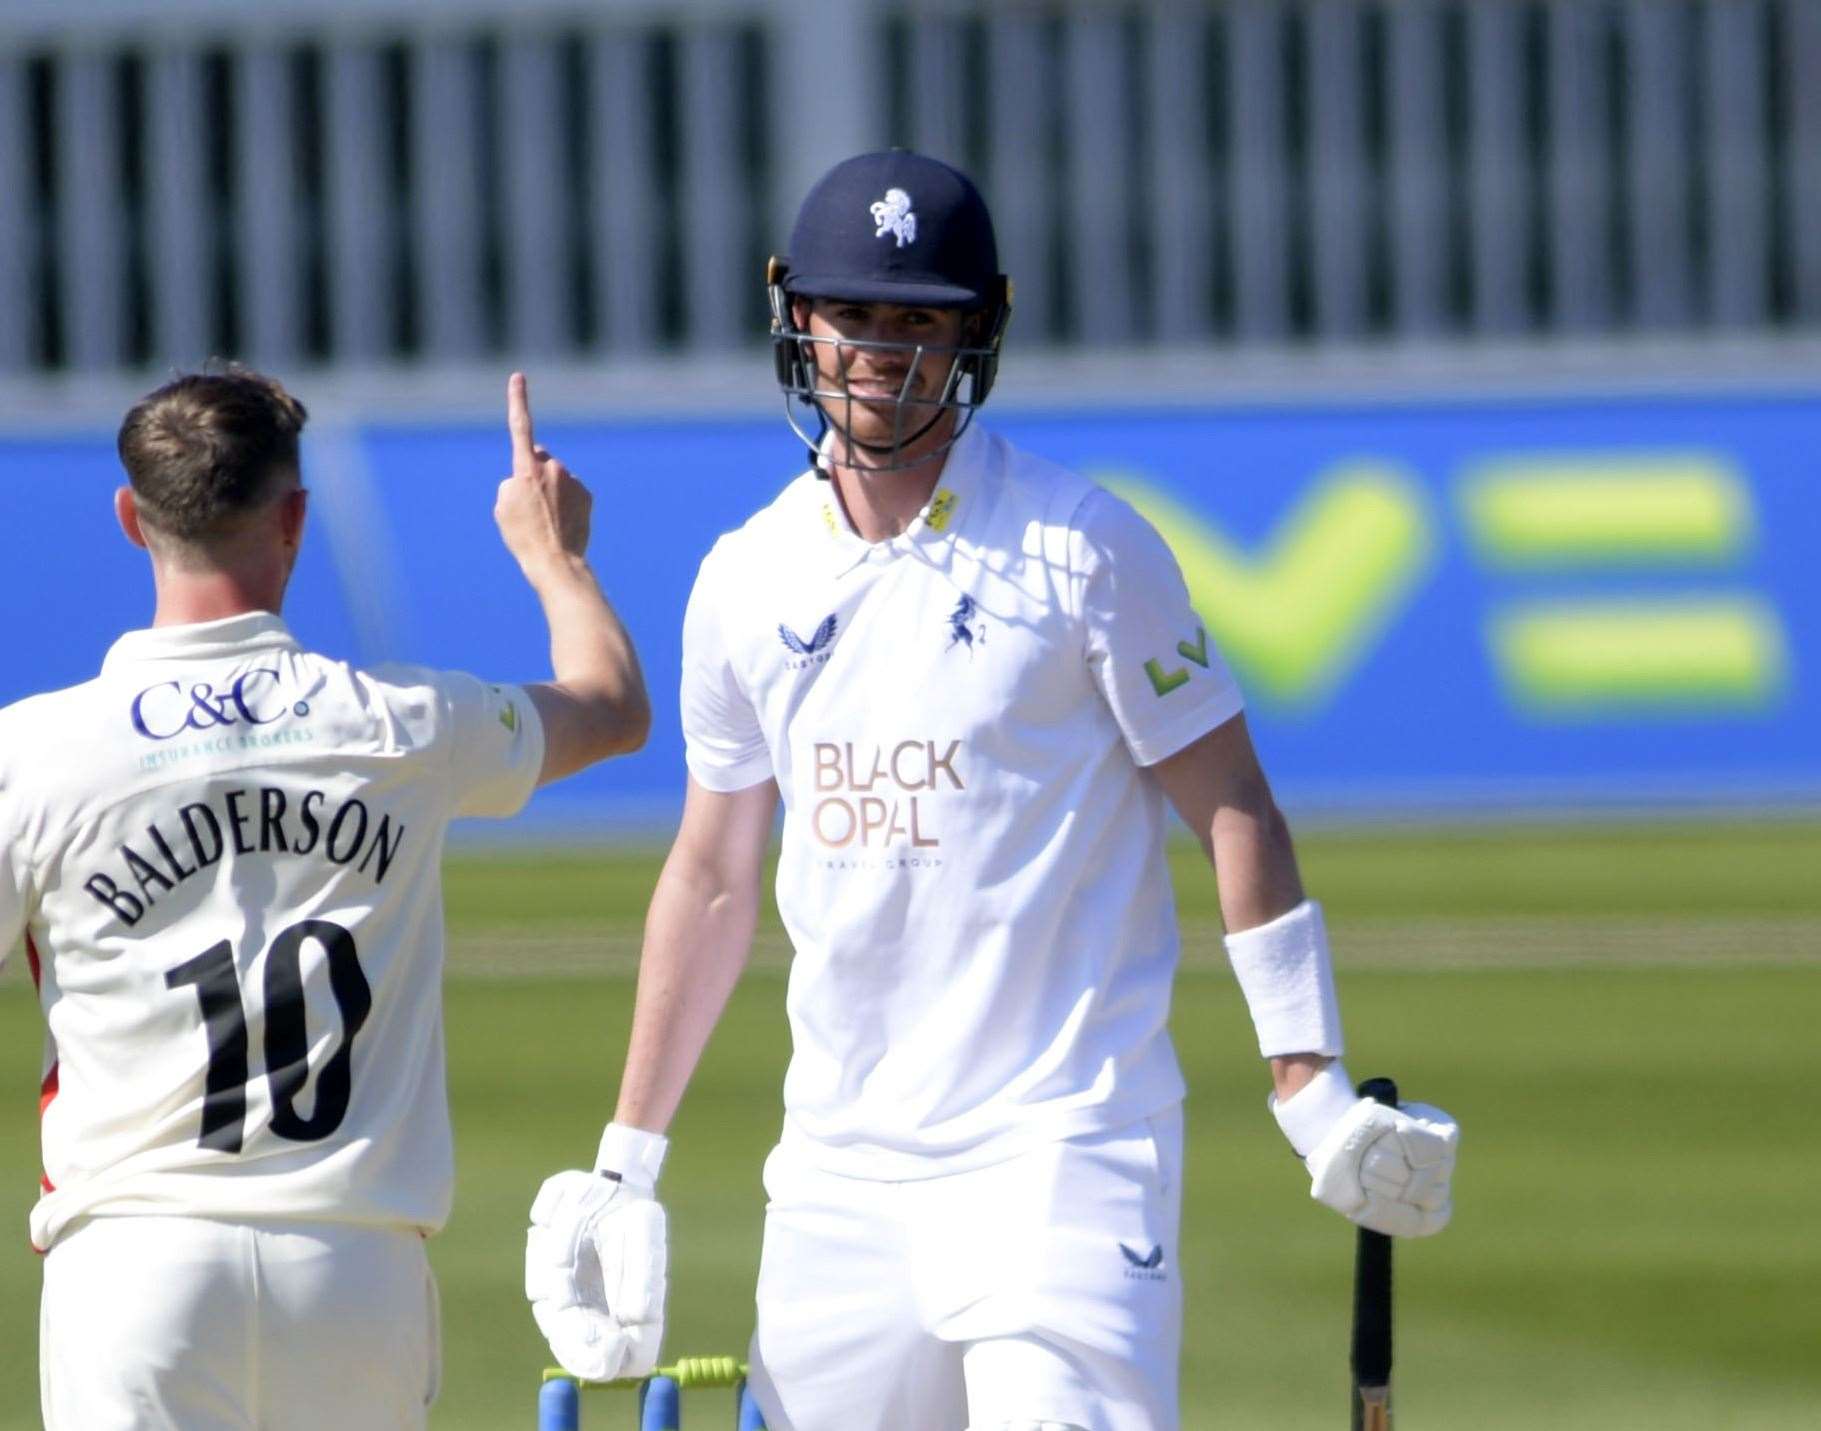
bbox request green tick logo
[1104,448,1787,721]
[1105,465,1435,710]
[1144,660,1188,697]
[1145,627,1210,696]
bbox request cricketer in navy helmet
[526,150,1461,1429]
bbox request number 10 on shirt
[163,918,370,1152]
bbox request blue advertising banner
[5,391,1817,828]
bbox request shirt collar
[809,419,991,576]
[809,458,873,577]
[102,611,300,673]
[902,419,987,556]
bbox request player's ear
[116,486,150,551]
[278,483,308,549]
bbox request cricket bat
[1350,1076,1398,1431]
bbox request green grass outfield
[1,820,1817,1428]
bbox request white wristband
[594,1122,669,1193]
[1269,1058,1359,1158]
[1223,898,1345,1059]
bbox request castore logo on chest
[779,613,839,670]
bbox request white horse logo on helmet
[870,188,918,248]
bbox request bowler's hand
[525,1170,668,1383]
[496,372,592,581]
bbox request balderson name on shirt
[79,783,407,930]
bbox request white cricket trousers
[40,1215,440,1430]
[748,1108,1184,1431]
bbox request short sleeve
[680,550,773,792]
[1075,488,1245,766]
[436,672,548,818]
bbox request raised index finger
[507,371,537,473]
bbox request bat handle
[1350,1077,1399,1431]
[1358,1076,1399,1108]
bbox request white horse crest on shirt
[870,189,917,248]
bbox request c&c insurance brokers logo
[130,669,315,770]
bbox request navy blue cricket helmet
[766,150,1013,469]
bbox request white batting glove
[525,1123,670,1382]
[1272,1061,1458,1238]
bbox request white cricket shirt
[0,613,545,1250]
[683,422,1244,1177]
